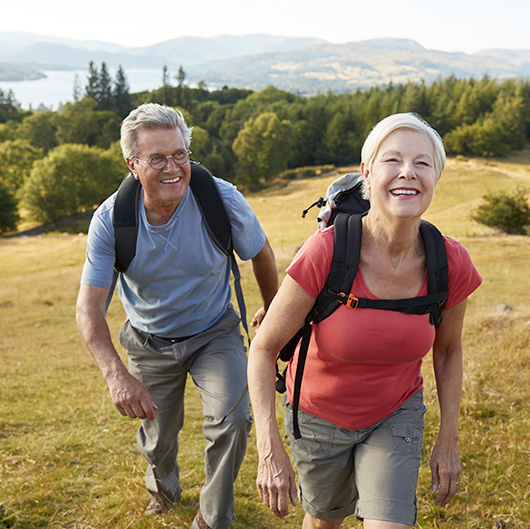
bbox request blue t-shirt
[81,177,266,337]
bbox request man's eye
[150,156,164,163]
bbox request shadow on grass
[5,209,95,238]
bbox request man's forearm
[252,239,278,310]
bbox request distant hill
[0,32,325,70]
[0,61,46,81]
[1,32,529,94]
[187,39,530,94]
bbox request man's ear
[126,158,139,180]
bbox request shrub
[0,181,20,233]
[471,188,530,234]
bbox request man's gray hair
[360,112,446,199]
[120,103,192,161]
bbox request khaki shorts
[284,390,426,525]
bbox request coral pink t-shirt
[286,226,482,430]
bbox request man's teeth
[391,189,418,196]
[161,177,181,184]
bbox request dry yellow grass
[1,154,529,528]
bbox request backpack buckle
[333,291,359,309]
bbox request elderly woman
[248,113,482,529]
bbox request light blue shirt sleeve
[215,177,266,260]
[80,193,117,289]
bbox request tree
[175,65,191,108]
[160,65,172,106]
[0,180,19,233]
[189,125,211,161]
[15,112,58,152]
[0,139,43,192]
[98,62,114,111]
[0,88,24,123]
[233,112,293,189]
[85,61,99,101]
[324,100,362,165]
[0,122,16,142]
[202,153,226,179]
[113,65,132,118]
[73,74,83,102]
[19,144,124,222]
[55,99,119,147]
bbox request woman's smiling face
[362,129,437,221]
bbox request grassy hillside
[1,154,529,528]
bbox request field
[1,154,530,529]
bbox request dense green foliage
[19,143,124,223]
[0,139,43,192]
[472,188,530,234]
[1,64,530,228]
[0,180,19,233]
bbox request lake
[0,68,166,110]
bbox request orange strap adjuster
[337,292,359,309]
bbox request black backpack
[106,161,249,342]
[277,173,449,439]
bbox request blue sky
[2,0,530,54]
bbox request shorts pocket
[390,424,423,456]
[285,403,336,459]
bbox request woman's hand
[256,440,298,517]
[430,434,462,506]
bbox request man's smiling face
[127,127,191,217]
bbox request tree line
[1,63,530,231]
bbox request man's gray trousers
[119,305,252,529]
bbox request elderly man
[76,103,278,529]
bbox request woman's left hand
[430,434,462,506]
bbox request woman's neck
[362,212,423,266]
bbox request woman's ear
[360,162,371,191]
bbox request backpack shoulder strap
[419,219,448,326]
[309,213,362,324]
[189,161,232,254]
[113,173,141,273]
[105,173,140,314]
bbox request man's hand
[251,307,267,328]
[107,369,158,421]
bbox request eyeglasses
[135,149,191,170]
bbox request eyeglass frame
[134,149,192,170]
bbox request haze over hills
[1,31,529,95]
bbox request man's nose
[163,156,179,171]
